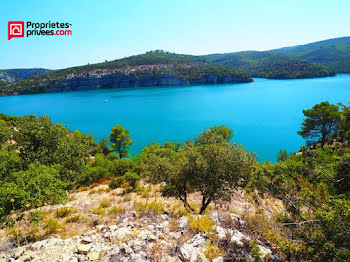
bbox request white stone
[112,227,131,239]
[180,233,207,262]
[216,226,250,246]
[82,237,92,243]
[259,245,272,258]
[212,256,224,262]
[76,244,92,254]
[120,243,133,254]
[87,251,100,261]
[178,216,188,229]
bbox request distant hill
[0,68,52,82]
[204,51,335,79]
[0,51,252,96]
[1,37,349,96]
[271,36,350,73]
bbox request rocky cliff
[0,69,51,82]
[49,73,251,93]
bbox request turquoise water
[1,74,350,161]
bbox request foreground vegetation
[1,100,350,261]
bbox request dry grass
[55,207,77,218]
[203,240,224,260]
[65,214,85,223]
[45,218,61,234]
[99,199,112,208]
[134,200,165,217]
[108,206,124,215]
[187,214,216,234]
[91,206,107,216]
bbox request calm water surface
[1,74,350,161]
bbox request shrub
[55,207,77,218]
[134,200,165,217]
[250,240,263,262]
[99,199,112,208]
[109,171,140,191]
[45,218,61,234]
[0,164,67,217]
[29,211,41,227]
[108,206,124,215]
[203,240,224,260]
[187,214,215,234]
[123,172,140,189]
[109,177,124,189]
[91,207,106,216]
[65,214,84,223]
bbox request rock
[82,237,92,243]
[87,251,100,261]
[180,233,207,262]
[109,225,120,231]
[147,225,155,231]
[131,253,146,262]
[18,255,31,262]
[76,244,92,254]
[212,256,224,262]
[160,214,168,220]
[216,226,249,246]
[137,230,155,241]
[178,216,188,229]
[96,225,104,231]
[120,243,133,254]
[112,227,131,239]
[259,245,272,258]
[12,247,24,259]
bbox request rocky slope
[0,183,283,262]
[49,73,249,93]
[0,52,252,96]
[0,69,51,82]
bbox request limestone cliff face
[49,73,251,92]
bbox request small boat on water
[104,100,108,103]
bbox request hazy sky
[1,0,349,69]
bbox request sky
[0,0,349,69]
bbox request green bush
[0,164,67,217]
[109,177,124,189]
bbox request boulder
[180,233,207,262]
[178,216,188,229]
[76,244,92,254]
[87,251,100,261]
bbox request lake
[1,74,350,162]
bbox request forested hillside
[272,36,350,73]
[204,51,335,79]
[0,51,251,96]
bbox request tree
[277,149,289,162]
[109,125,134,159]
[0,120,10,145]
[340,102,350,139]
[141,126,254,214]
[297,102,341,146]
[99,137,112,155]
